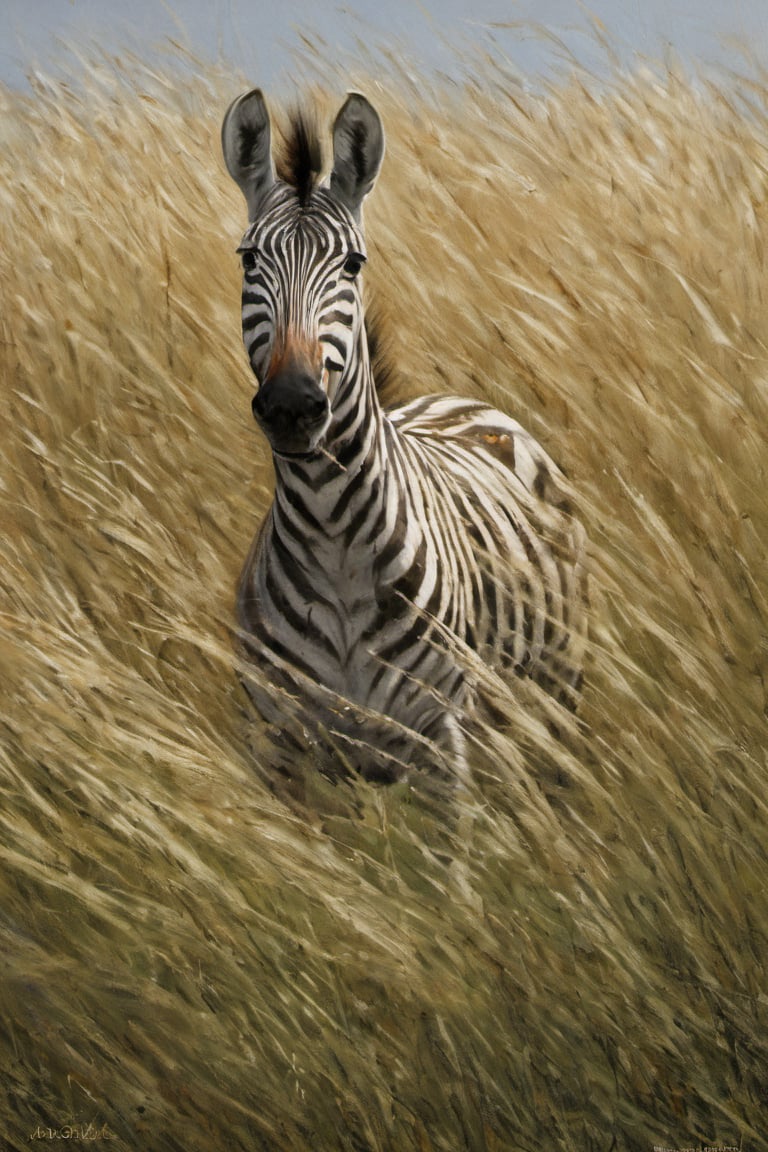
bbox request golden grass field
[1,42,767,1151]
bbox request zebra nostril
[252,376,326,429]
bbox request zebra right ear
[329,94,384,222]
[221,88,276,221]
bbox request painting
[1,4,765,1148]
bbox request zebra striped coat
[221,90,587,781]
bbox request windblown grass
[1,44,767,1152]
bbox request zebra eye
[241,250,257,272]
[342,253,366,278]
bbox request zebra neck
[326,328,384,462]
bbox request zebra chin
[255,409,332,459]
[256,418,330,459]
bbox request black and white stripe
[222,90,587,780]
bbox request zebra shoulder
[387,394,572,510]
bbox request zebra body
[221,91,587,779]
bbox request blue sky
[1,1,766,90]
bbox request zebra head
[221,90,384,459]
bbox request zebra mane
[365,303,399,404]
[276,108,323,207]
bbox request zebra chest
[254,544,387,686]
[250,524,452,711]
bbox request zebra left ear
[221,88,275,221]
[329,94,384,222]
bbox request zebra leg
[419,702,470,782]
[424,711,485,910]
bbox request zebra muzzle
[251,368,329,455]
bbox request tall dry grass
[1,43,767,1152]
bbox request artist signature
[29,1121,117,1142]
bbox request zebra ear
[329,94,384,222]
[221,88,276,221]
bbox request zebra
[221,89,587,783]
